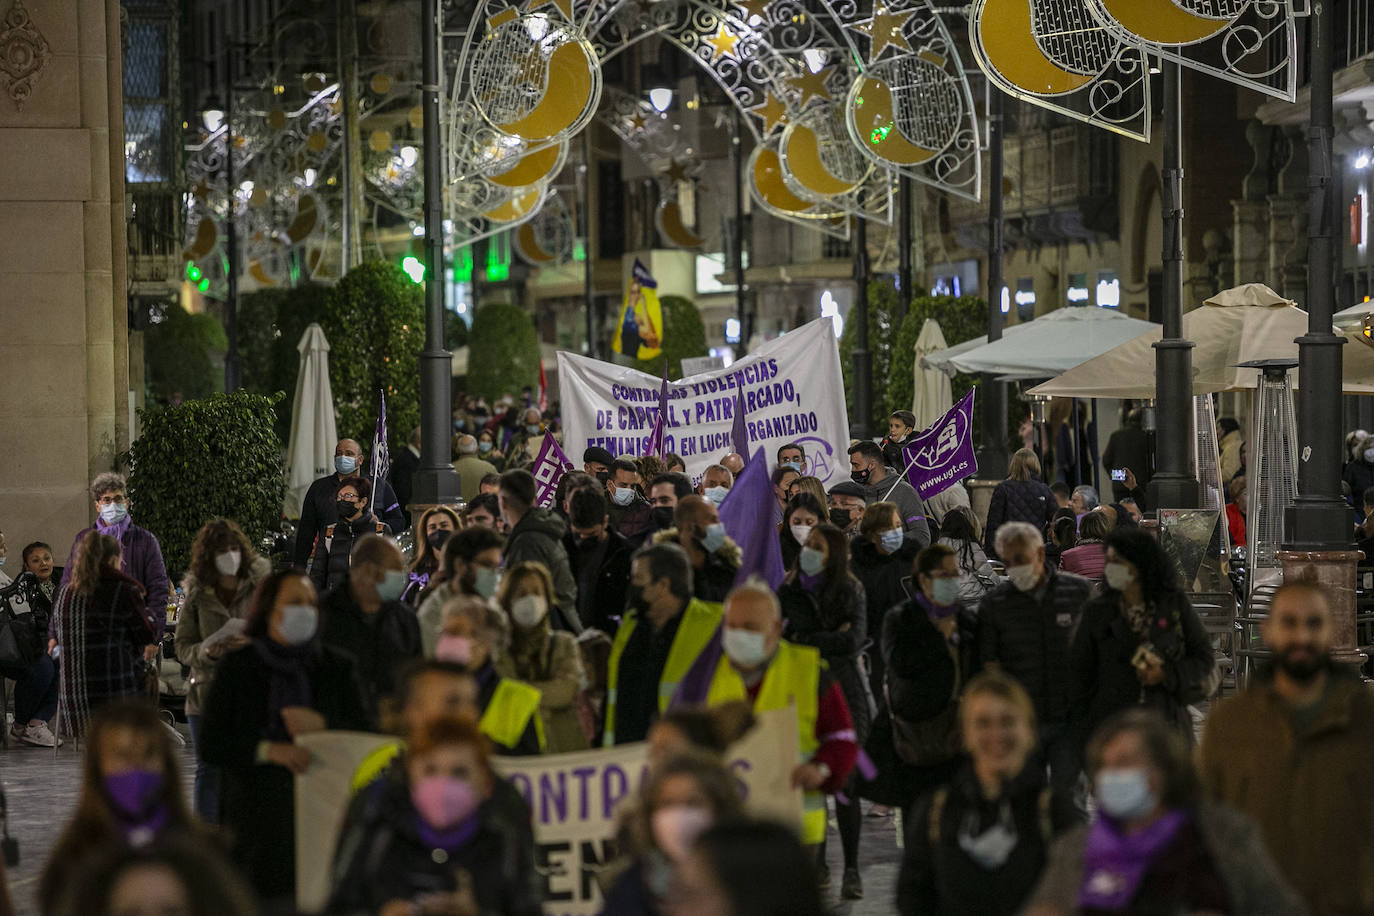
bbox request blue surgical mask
[100,502,128,525]
[478,441,493,454]
[722,627,769,668]
[780,460,801,472]
[1095,767,1156,820]
[612,487,635,507]
[704,486,729,506]
[278,604,318,645]
[335,455,358,474]
[930,576,961,607]
[376,568,407,602]
[701,523,726,553]
[879,528,904,553]
[472,566,499,598]
[799,546,825,576]
[525,424,541,436]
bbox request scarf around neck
[1078,809,1189,911]
[252,637,315,742]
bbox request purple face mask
[104,769,168,841]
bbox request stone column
[0,0,129,551]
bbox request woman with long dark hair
[402,505,461,605]
[1069,528,1215,748]
[174,518,271,822]
[778,522,869,899]
[778,493,826,573]
[53,532,158,739]
[198,570,370,904]
[40,701,206,914]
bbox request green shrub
[123,391,285,578]
[238,285,331,441]
[446,308,469,352]
[467,302,541,400]
[145,307,227,402]
[838,281,900,433]
[631,294,708,380]
[317,261,424,452]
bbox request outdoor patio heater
[1241,359,1299,602]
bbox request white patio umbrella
[1029,283,1374,398]
[945,306,1161,378]
[912,318,953,430]
[921,323,1030,376]
[1333,300,1374,331]
[284,323,338,518]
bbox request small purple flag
[530,432,574,509]
[369,388,390,486]
[646,361,669,458]
[730,380,749,458]
[900,388,978,500]
[719,448,785,589]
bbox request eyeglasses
[96,494,127,505]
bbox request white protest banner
[295,730,397,913]
[558,319,851,486]
[294,708,801,916]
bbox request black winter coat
[326,769,543,916]
[199,642,371,898]
[983,478,1057,559]
[309,513,388,591]
[897,762,1079,916]
[565,528,633,636]
[779,573,871,744]
[851,536,921,696]
[294,473,407,567]
[1069,590,1214,745]
[319,581,423,719]
[976,571,1094,726]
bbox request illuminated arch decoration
[1086,0,1296,101]
[969,0,1151,141]
[513,192,575,265]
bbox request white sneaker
[19,722,60,747]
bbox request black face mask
[851,467,872,485]
[626,584,651,615]
[429,529,453,551]
[651,506,675,530]
[829,507,852,527]
[578,535,601,552]
[595,470,611,486]
[336,499,358,518]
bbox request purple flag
[900,388,978,500]
[369,388,390,487]
[531,432,574,509]
[719,448,784,589]
[646,361,669,458]
[730,380,749,457]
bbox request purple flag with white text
[719,448,784,588]
[900,388,978,500]
[531,432,574,509]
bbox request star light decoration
[525,0,574,21]
[749,90,789,133]
[663,158,691,183]
[704,22,741,59]
[849,4,916,62]
[731,0,771,22]
[787,64,835,105]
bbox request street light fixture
[648,86,673,112]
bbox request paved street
[0,725,904,915]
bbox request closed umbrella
[284,323,338,518]
[912,318,953,430]
[1029,283,1374,398]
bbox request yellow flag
[612,258,663,360]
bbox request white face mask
[722,627,769,668]
[277,604,318,645]
[1103,561,1135,592]
[1095,767,1156,820]
[1007,564,1039,592]
[652,805,714,862]
[214,550,242,577]
[611,486,636,507]
[511,594,548,628]
[789,524,814,545]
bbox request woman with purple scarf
[778,522,870,900]
[198,570,370,905]
[1024,709,1305,916]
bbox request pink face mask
[435,634,473,665]
[411,775,479,829]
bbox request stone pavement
[0,726,906,915]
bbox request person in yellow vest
[433,595,545,755]
[670,578,859,852]
[603,542,722,746]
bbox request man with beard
[566,487,633,636]
[1198,580,1374,914]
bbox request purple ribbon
[1078,809,1188,911]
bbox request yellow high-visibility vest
[705,639,825,844]
[602,598,722,746]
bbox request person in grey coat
[498,469,579,626]
[848,441,931,547]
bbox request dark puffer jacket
[779,573,871,745]
[309,513,387,591]
[851,536,920,696]
[976,571,1094,726]
[505,507,579,620]
[983,478,1057,559]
